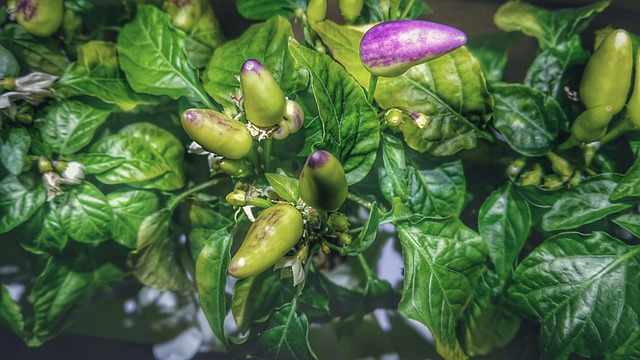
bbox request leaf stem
[389,0,401,20]
[169,176,226,211]
[263,138,273,173]
[347,192,374,210]
[600,115,635,145]
[399,0,416,19]
[367,74,379,106]
[357,253,375,280]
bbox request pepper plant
[1,0,640,359]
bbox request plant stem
[389,0,401,20]
[357,253,375,280]
[263,138,273,173]
[367,74,379,105]
[169,176,226,211]
[600,115,635,145]
[399,0,416,19]
[347,192,373,210]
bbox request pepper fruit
[339,0,364,24]
[328,212,350,232]
[579,29,632,114]
[211,157,254,178]
[624,49,640,128]
[228,204,303,278]
[282,99,304,134]
[181,108,253,159]
[240,59,286,128]
[306,0,327,23]
[299,150,348,212]
[569,105,614,144]
[520,163,542,187]
[359,20,467,77]
[384,109,404,127]
[13,0,64,37]
[272,120,290,140]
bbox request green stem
[169,176,226,211]
[347,192,373,210]
[357,253,375,280]
[399,0,416,19]
[263,138,273,173]
[600,115,636,145]
[367,74,379,106]
[389,0,401,20]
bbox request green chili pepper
[569,105,614,144]
[339,0,364,23]
[240,59,286,128]
[181,108,253,159]
[307,0,327,23]
[228,204,303,278]
[579,29,632,114]
[299,150,348,212]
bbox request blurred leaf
[0,173,46,234]
[0,126,30,175]
[0,24,67,75]
[0,284,24,338]
[466,32,520,82]
[236,0,305,20]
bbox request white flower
[42,171,77,202]
[0,72,58,112]
[274,255,305,288]
[60,161,85,184]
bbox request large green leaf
[248,301,316,360]
[37,99,112,155]
[466,32,520,83]
[479,184,531,279]
[612,214,640,239]
[524,35,589,111]
[508,232,640,359]
[289,41,379,185]
[611,154,640,201]
[232,272,283,333]
[0,173,47,234]
[181,0,225,69]
[118,122,186,190]
[51,182,114,244]
[0,284,24,338]
[90,134,171,185]
[204,16,308,112]
[0,126,30,176]
[460,270,520,357]
[379,133,409,203]
[407,159,466,217]
[236,0,305,20]
[542,174,631,231]
[57,40,154,111]
[396,217,487,360]
[117,5,213,107]
[491,83,566,157]
[0,24,67,75]
[107,190,160,248]
[28,243,127,346]
[494,1,611,49]
[16,206,68,255]
[128,210,195,292]
[313,20,493,156]
[195,226,235,346]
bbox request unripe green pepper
[546,152,572,179]
[299,150,348,212]
[579,29,632,114]
[163,0,203,32]
[228,204,303,278]
[570,105,614,144]
[384,109,404,127]
[240,59,286,128]
[520,163,542,187]
[282,99,304,134]
[625,50,640,128]
[360,20,467,77]
[181,108,253,159]
[339,0,364,24]
[307,0,327,23]
[338,233,352,245]
[13,0,64,37]
[211,157,254,178]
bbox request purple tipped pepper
[181,108,253,159]
[240,59,286,127]
[299,150,348,212]
[359,20,467,77]
[13,0,64,37]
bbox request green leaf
[117,5,213,107]
[232,271,283,333]
[508,232,640,359]
[542,174,631,231]
[0,173,47,234]
[117,122,186,190]
[479,184,531,279]
[28,243,127,346]
[265,172,300,203]
[380,133,409,202]
[16,206,68,255]
[128,210,195,292]
[612,214,640,239]
[236,0,304,20]
[71,153,126,175]
[248,301,315,360]
[314,21,493,156]
[57,40,154,111]
[524,35,589,111]
[181,1,225,69]
[90,134,171,185]
[0,126,30,175]
[611,154,640,201]
[494,1,611,49]
[0,24,67,75]
[289,40,380,185]
[196,226,235,346]
[203,16,308,112]
[491,83,566,157]
[460,270,520,357]
[37,99,112,155]
[344,202,379,255]
[51,182,114,243]
[407,159,466,217]
[396,217,487,360]
[107,190,160,248]
[466,32,520,82]
[0,284,24,338]
[609,328,640,360]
